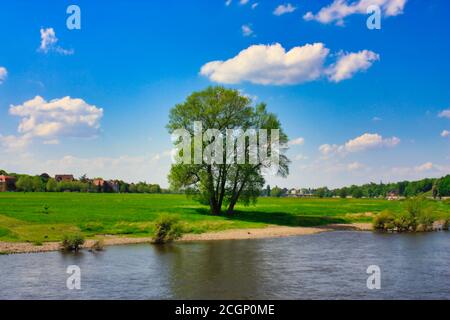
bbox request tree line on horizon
[266,174,450,199]
[0,170,164,194]
[2,168,449,199]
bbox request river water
[1,231,449,299]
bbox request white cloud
[441,130,450,138]
[294,154,308,161]
[289,137,305,146]
[319,133,400,156]
[200,43,378,85]
[0,67,7,84]
[304,0,407,25]
[345,133,399,152]
[273,3,297,16]
[225,0,232,6]
[9,96,103,140]
[242,24,254,37]
[201,43,328,85]
[439,109,450,119]
[38,27,74,55]
[0,134,31,153]
[372,116,382,121]
[388,162,450,181]
[415,162,434,172]
[347,161,365,171]
[327,50,379,82]
[240,0,250,5]
[252,3,259,9]
[319,143,341,156]
[43,139,60,145]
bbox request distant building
[387,191,399,201]
[93,178,105,188]
[93,178,119,193]
[286,188,314,198]
[55,175,74,182]
[0,175,16,192]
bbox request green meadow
[0,193,448,243]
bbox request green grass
[0,193,448,242]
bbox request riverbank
[0,223,372,254]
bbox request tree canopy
[167,86,290,214]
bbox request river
[1,231,449,299]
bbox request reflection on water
[1,231,449,299]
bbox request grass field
[0,193,448,243]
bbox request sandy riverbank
[0,223,372,255]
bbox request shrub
[444,219,450,230]
[404,196,428,231]
[91,239,105,251]
[374,198,439,232]
[62,234,85,251]
[153,214,183,244]
[394,211,413,232]
[416,208,435,231]
[373,210,396,231]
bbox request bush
[416,208,435,231]
[374,197,439,232]
[373,210,396,231]
[91,239,105,251]
[394,211,413,232]
[404,196,428,231]
[444,219,450,230]
[153,214,183,244]
[61,234,85,251]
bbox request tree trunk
[227,200,236,215]
[207,165,220,215]
[209,200,221,215]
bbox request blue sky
[0,0,449,188]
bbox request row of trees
[2,171,164,194]
[329,175,450,199]
[264,175,450,199]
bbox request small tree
[432,181,440,199]
[62,234,85,251]
[32,176,45,192]
[404,196,427,231]
[338,188,348,199]
[153,215,183,244]
[353,189,363,199]
[266,185,271,197]
[270,186,283,197]
[16,176,33,192]
[316,187,326,198]
[46,179,57,192]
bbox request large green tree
[167,87,290,214]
